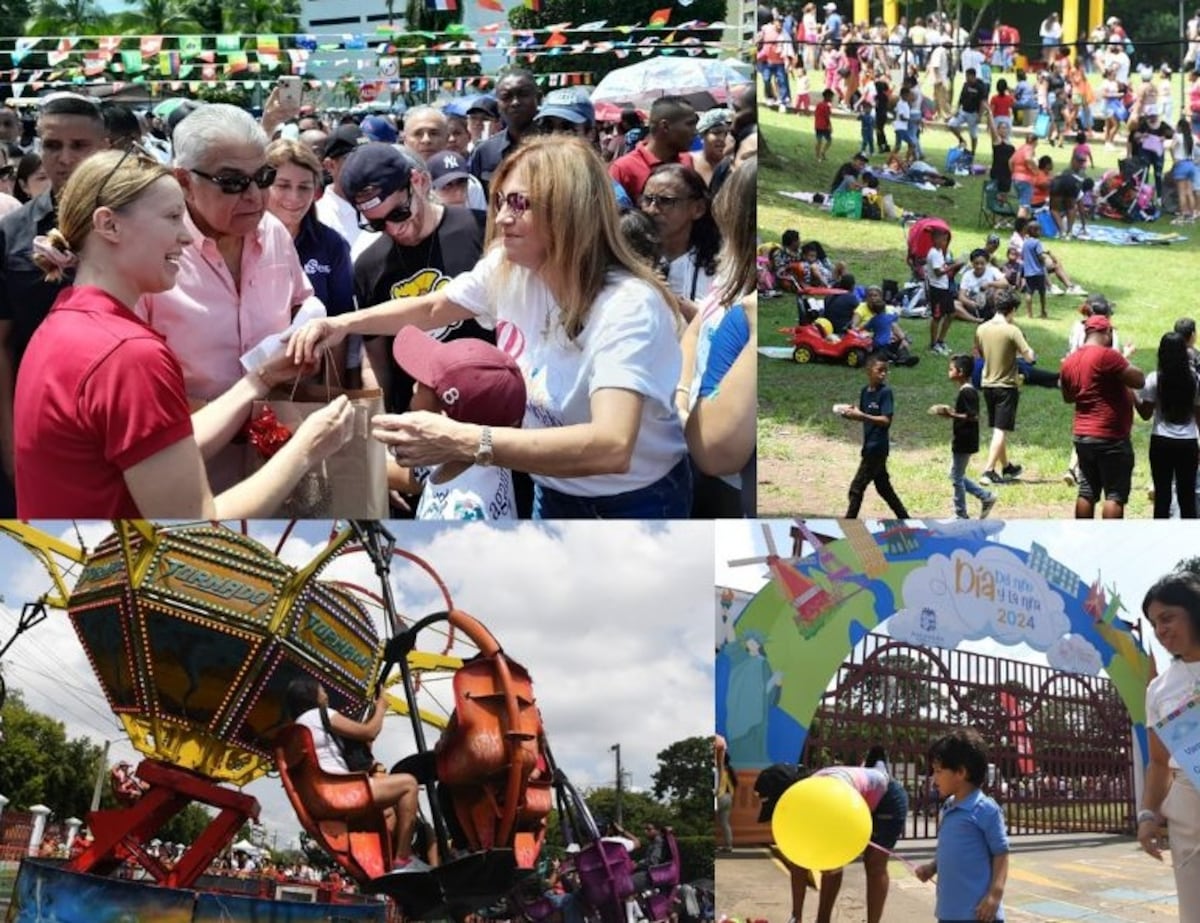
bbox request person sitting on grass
[1008,217,1086,297]
[830,152,871,192]
[861,290,919,367]
[957,248,1010,321]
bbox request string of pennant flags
[0,32,735,91]
[6,72,600,100]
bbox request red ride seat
[274,723,391,882]
[434,653,550,868]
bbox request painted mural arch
[716,521,1153,777]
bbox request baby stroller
[897,216,952,318]
[1097,159,1154,222]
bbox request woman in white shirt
[640,163,720,313]
[288,135,690,518]
[1139,572,1200,918]
[1135,331,1200,518]
[286,676,427,873]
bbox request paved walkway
[717,834,1180,922]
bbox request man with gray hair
[136,102,323,489]
[0,92,107,515]
[403,105,487,212]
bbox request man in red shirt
[1059,314,1145,519]
[609,96,697,203]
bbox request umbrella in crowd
[590,56,751,110]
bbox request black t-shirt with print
[353,204,493,413]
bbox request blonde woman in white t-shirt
[1140,572,1200,919]
[287,135,689,518]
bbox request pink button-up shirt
[137,209,316,401]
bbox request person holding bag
[285,676,428,874]
[13,146,354,518]
[287,135,690,519]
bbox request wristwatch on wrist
[1137,808,1158,825]
[474,426,494,467]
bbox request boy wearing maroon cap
[388,328,525,520]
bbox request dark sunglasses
[358,200,413,232]
[191,164,276,194]
[492,191,533,216]
[639,194,695,209]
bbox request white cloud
[1046,634,1104,677]
[0,521,715,844]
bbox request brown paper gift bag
[245,382,387,518]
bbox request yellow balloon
[771,775,873,870]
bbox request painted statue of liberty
[723,630,782,766]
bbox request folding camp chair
[978,181,1018,229]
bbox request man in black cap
[0,92,106,514]
[468,69,540,192]
[315,121,368,248]
[341,143,492,417]
[464,94,500,150]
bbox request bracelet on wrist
[1137,808,1158,824]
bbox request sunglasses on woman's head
[357,201,413,232]
[492,191,533,216]
[190,164,277,194]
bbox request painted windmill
[728,524,836,631]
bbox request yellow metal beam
[0,523,87,609]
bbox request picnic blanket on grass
[1073,224,1187,246]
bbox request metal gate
[808,632,1136,838]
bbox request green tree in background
[114,0,202,35]
[224,0,300,35]
[158,803,214,845]
[0,691,106,819]
[25,0,109,35]
[0,0,33,39]
[651,735,712,835]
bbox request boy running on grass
[843,354,910,518]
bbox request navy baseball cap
[360,115,398,144]
[466,95,499,119]
[426,149,470,189]
[340,143,413,206]
[534,87,594,126]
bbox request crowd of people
[0,69,758,520]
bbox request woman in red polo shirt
[13,148,354,517]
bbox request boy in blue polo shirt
[915,728,1009,922]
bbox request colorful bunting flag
[140,35,163,55]
[295,35,317,51]
[121,50,143,73]
[545,31,567,47]
[576,19,608,30]
[178,35,202,59]
[225,52,248,73]
[98,36,121,54]
[216,34,241,53]
[426,0,456,8]
[525,0,541,10]
[257,34,279,53]
[649,8,672,26]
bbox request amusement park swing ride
[0,520,683,923]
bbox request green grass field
[757,94,1200,519]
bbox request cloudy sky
[716,519,1189,669]
[0,520,715,848]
